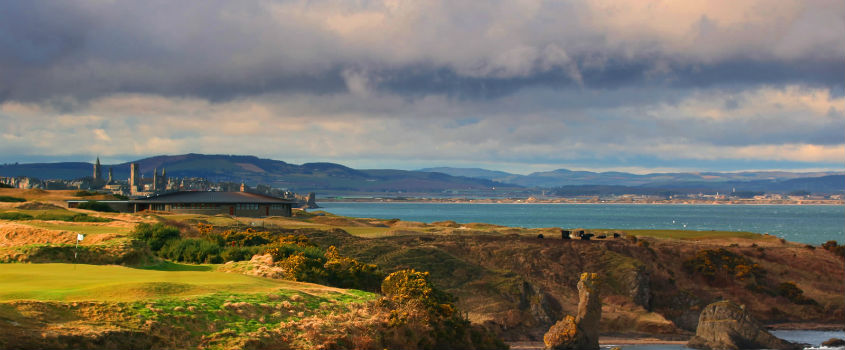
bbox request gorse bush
[73,190,98,197]
[220,246,261,262]
[381,269,455,318]
[76,201,116,212]
[776,281,817,305]
[220,228,273,247]
[683,248,765,283]
[132,223,181,251]
[0,196,26,202]
[265,243,383,291]
[158,238,223,264]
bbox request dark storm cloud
[0,1,842,171]
[0,1,843,103]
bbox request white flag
[77,234,84,241]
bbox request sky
[0,0,843,175]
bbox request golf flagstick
[75,233,84,264]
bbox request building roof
[130,191,295,204]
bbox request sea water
[598,330,845,349]
[317,202,844,245]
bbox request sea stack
[687,300,803,350]
[543,272,602,350]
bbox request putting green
[0,263,344,302]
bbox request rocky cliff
[543,272,602,350]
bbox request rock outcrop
[543,272,602,350]
[822,338,845,347]
[687,301,803,350]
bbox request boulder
[687,301,803,350]
[822,338,845,347]
[543,272,602,350]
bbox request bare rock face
[687,301,803,350]
[543,272,602,350]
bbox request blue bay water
[317,202,844,245]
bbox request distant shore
[319,197,844,205]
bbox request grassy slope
[0,192,840,344]
[0,263,363,302]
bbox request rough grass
[591,228,768,241]
[20,222,132,235]
[0,263,369,302]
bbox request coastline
[506,325,845,349]
[318,198,845,206]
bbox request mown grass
[0,263,366,302]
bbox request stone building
[128,190,294,217]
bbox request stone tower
[93,157,102,183]
[107,167,113,183]
[130,163,140,195]
[153,168,158,191]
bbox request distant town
[0,157,316,206]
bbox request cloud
[0,0,842,103]
[0,1,842,173]
[0,83,841,171]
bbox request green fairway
[0,263,352,302]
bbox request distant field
[0,263,365,302]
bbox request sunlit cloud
[0,1,841,173]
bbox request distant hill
[420,166,843,192]
[0,154,514,193]
[1,155,841,194]
[418,167,515,181]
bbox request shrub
[0,196,25,202]
[69,214,112,222]
[31,212,112,222]
[76,201,117,212]
[159,238,223,264]
[74,190,98,197]
[777,282,818,305]
[132,223,181,251]
[0,212,33,220]
[382,269,455,318]
[262,243,382,291]
[221,228,273,247]
[822,240,845,259]
[683,248,765,284]
[324,246,383,292]
[0,183,13,188]
[221,246,260,262]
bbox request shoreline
[317,198,845,206]
[508,325,845,349]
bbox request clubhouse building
[68,191,295,217]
